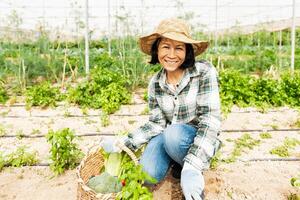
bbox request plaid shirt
[124,60,222,171]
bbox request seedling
[224,133,260,163]
[259,132,272,139]
[101,113,110,127]
[269,137,300,157]
[140,107,149,115]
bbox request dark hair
[149,38,195,69]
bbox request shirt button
[174,114,177,116]
[174,97,177,100]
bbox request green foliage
[99,83,131,113]
[68,66,131,114]
[291,174,300,188]
[281,72,300,106]
[117,154,156,200]
[0,152,5,171]
[219,70,300,114]
[269,137,300,157]
[6,146,39,167]
[251,77,285,106]
[224,134,260,163]
[25,81,62,108]
[46,128,84,175]
[288,194,300,200]
[0,86,9,104]
[269,145,289,157]
[210,151,221,170]
[0,124,6,136]
[219,70,254,113]
[259,132,272,139]
[0,146,39,171]
[101,113,110,127]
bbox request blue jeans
[140,124,197,183]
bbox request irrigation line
[0,113,147,118]
[0,132,114,138]
[223,128,300,132]
[4,158,300,168]
[1,128,299,138]
[239,158,300,162]
[0,102,146,108]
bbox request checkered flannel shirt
[124,60,222,171]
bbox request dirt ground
[0,92,300,200]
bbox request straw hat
[139,18,209,56]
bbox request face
[157,38,186,72]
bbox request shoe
[171,162,182,179]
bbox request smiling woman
[100,18,221,200]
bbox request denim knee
[163,124,196,165]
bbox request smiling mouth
[165,60,178,64]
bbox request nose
[167,48,176,58]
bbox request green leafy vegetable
[46,128,84,175]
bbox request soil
[0,92,299,200]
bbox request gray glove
[181,162,205,200]
[100,137,122,153]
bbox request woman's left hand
[181,162,205,200]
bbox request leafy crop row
[219,70,300,113]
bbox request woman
[101,18,221,200]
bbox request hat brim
[139,32,209,56]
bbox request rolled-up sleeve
[184,66,222,171]
[124,76,167,151]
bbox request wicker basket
[77,141,138,200]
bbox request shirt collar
[157,65,200,94]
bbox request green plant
[25,81,62,108]
[0,124,6,136]
[259,132,272,139]
[292,118,300,128]
[210,151,221,170]
[6,146,39,167]
[291,174,300,188]
[31,129,41,135]
[224,134,260,163]
[117,154,156,200]
[288,194,300,200]
[0,86,9,104]
[269,137,300,157]
[269,145,289,157]
[101,113,110,127]
[140,107,149,115]
[0,152,5,171]
[67,67,131,114]
[46,128,84,175]
[16,129,25,139]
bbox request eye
[162,45,170,49]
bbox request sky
[0,0,299,39]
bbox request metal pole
[291,0,296,74]
[215,0,218,47]
[85,0,90,75]
[108,0,111,55]
[141,0,144,35]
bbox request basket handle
[116,140,139,166]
